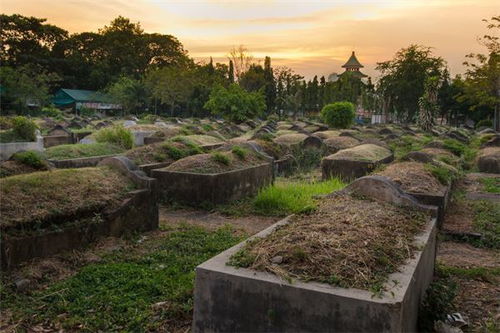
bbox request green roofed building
[328,51,368,82]
[53,89,121,111]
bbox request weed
[95,125,134,150]
[45,143,124,160]
[211,152,230,165]
[202,124,214,132]
[0,225,244,331]
[252,178,345,216]
[231,146,247,159]
[425,163,457,185]
[472,200,500,249]
[418,272,458,332]
[161,143,185,160]
[12,151,46,169]
[479,177,500,193]
[443,138,466,156]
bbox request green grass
[251,178,345,216]
[45,143,125,160]
[479,177,500,193]
[211,152,230,165]
[438,264,500,281]
[231,145,248,159]
[1,224,244,331]
[425,163,458,185]
[472,200,500,249]
[389,135,432,160]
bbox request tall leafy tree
[263,56,276,115]
[0,14,68,69]
[376,45,446,122]
[460,16,500,130]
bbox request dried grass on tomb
[166,150,264,174]
[231,194,428,290]
[0,167,134,229]
[376,162,446,195]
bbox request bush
[204,84,266,123]
[41,106,63,118]
[94,125,134,150]
[12,151,46,169]
[12,116,37,141]
[211,152,230,165]
[0,116,13,130]
[476,119,493,129]
[231,146,247,159]
[320,102,355,129]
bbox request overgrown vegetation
[231,145,248,159]
[472,200,500,249]
[45,143,124,160]
[211,152,231,165]
[94,125,134,150]
[230,194,428,293]
[11,151,46,169]
[0,224,244,331]
[425,163,458,185]
[479,177,500,193]
[0,116,38,143]
[320,102,355,129]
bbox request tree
[204,84,266,123]
[376,45,446,122]
[239,64,266,92]
[228,45,254,81]
[0,65,60,113]
[106,76,148,114]
[321,102,355,129]
[460,16,500,130]
[0,14,68,69]
[418,76,441,131]
[228,60,235,83]
[263,56,276,114]
[145,65,194,116]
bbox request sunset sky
[2,0,498,80]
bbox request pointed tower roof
[342,51,364,69]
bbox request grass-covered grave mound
[376,161,447,195]
[125,140,203,165]
[0,167,135,232]
[273,133,308,146]
[328,143,391,162]
[324,136,360,153]
[166,148,265,174]
[229,193,428,291]
[174,134,225,147]
[45,143,124,160]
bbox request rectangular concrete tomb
[152,163,273,205]
[193,215,437,332]
[322,144,394,180]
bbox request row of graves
[1,114,498,331]
[189,123,499,332]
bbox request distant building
[328,51,368,82]
[53,89,121,112]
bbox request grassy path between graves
[427,173,500,332]
[1,175,343,332]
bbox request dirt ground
[437,173,500,332]
[159,205,280,234]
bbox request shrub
[0,116,13,130]
[204,84,266,123]
[231,146,247,159]
[476,119,493,129]
[41,106,63,118]
[211,152,230,165]
[12,151,46,169]
[320,102,355,129]
[161,143,185,160]
[12,116,37,141]
[94,125,134,150]
[442,138,466,156]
